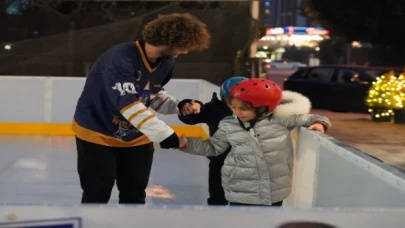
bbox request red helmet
[229,78,282,113]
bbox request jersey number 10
[112,82,137,96]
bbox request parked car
[264,59,307,70]
[283,66,394,113]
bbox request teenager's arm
[103,55,178,148]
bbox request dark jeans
[207,151,229,205]
[76,137,154,204]
[229,201,283,207]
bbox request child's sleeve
[278,114,331,131]
[179,121,230,156]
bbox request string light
[366,71,405,119]
[368,108,393,119]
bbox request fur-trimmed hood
[273,91,311,117]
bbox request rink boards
[0,204,405,228]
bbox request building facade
[261,0,317,27]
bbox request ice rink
[0,135,209,206]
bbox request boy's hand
[179,134,188,148]
[308,123,325,133]
[181,100,201,115]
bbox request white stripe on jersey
[121,101,174,143]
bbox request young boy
[178,78,331,206]
[177,76,247,205]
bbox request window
[337,69,371,84]
[288,15,294,25]
[290,69,309,79]
[280,17,286,26]
[289,0,295,9]
[364,70,386,79]
[281,1,287,11]
[307,68,334,82]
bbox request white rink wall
[284,129,405,208]
[0,76,219,125]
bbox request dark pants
[229,201,283,207]
[76,137,154,204]
[207,151,229,205]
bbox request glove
[159,132,180,149]
[177,99,204,116]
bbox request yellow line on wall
[0,123,209,139]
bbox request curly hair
[142,13,211,51]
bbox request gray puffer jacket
[180,91,331,205]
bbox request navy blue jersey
[73,40,177,147]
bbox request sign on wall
[0,217,81,228]
[266,26,329,36]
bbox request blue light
[6,0,30,15]
[6,1,20,15]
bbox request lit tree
[366,71,405,119]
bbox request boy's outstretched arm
[179,121,230,156]
[177,99,207,124]
[178,92,221,124]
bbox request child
[177,76,247,205]
[178,78,331,206]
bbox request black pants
[76,137,154,204]
[207,151,229,205]
[229,201,283,207]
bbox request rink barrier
[284,128,405,208]
[0,77,216,139]
[1,204,405,228]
